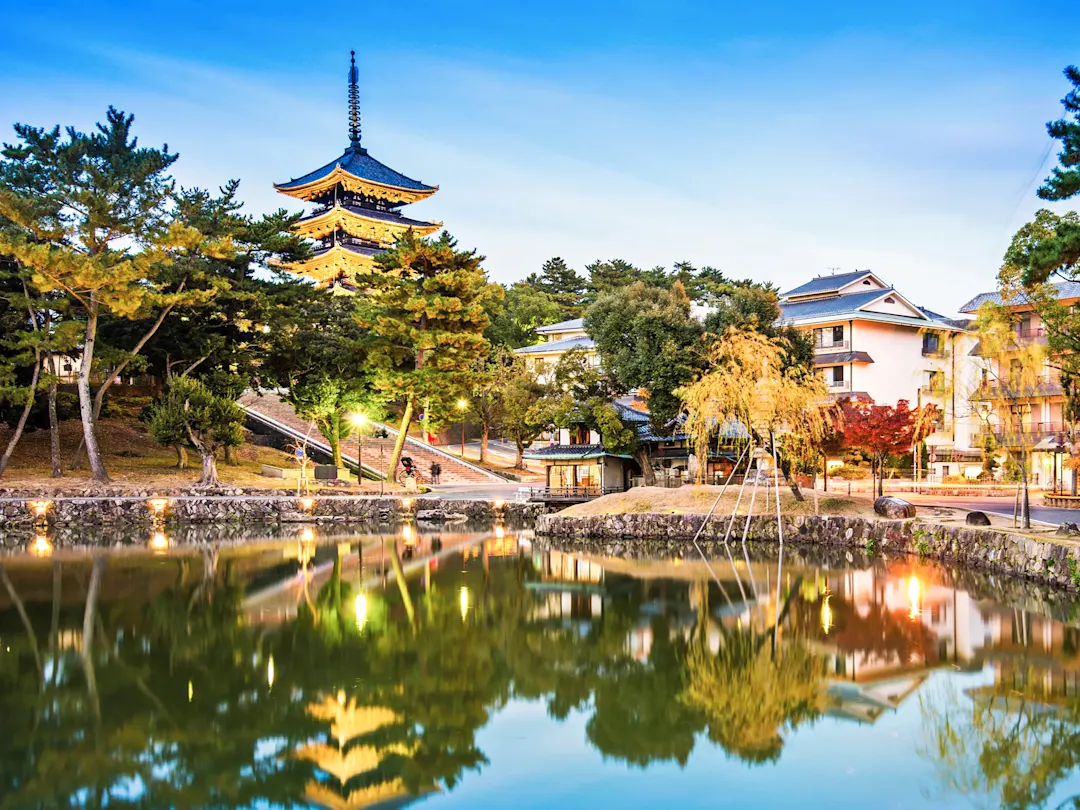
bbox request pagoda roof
[277,146,437,203]
[277,241,383,285]
[295,203,441,241]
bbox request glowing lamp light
[300,527,315,543]
[267,655,276,688]
[400,498,414,509]
[298,497,316,512]
[188,681,193,702]
[350,413,369,427]
[459,585,470,620]
[493,499,505,509]
[821,595,833,635]
[355,593,368,631]
[27,499,52,519]
[148,498,170,515]
[495,525,506,539]
[402,524,416,545]
[150,532,170,551]
[31,534,52,557]
[908,576,921,619]
[457,399,468,410]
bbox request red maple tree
[836,399,937,496]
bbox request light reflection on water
[1,523,1080,809]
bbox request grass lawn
[0,409,395,493]
[559,485,875,519]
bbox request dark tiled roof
[958,281,1080,314]
[514,335,595,355]
[336,242,383,258]
[536,317,584,334]
[299,204,437,229]
[522,443,630,460]
[277,146,435,193]
[782,271,873,298]
[814,350,874,365]
[778,289,896,320]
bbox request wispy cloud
[2,31,1075,312]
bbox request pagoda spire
[348,50,362,150]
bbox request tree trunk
[330,416,343,467]
[634,446,656,486]
[47,356,61,478]
[223,444,235,465]
[0,349,41,478]
[76,301,109,482]
[386,399,415,483]
[174,444,188,470]
[480,422,489,464]
[515,439,526,470]
[199,450,219,487]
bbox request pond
[2,522,1080,809]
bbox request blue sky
[2,0,1076,312]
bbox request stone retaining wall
[0,496,542,529]
[535,511,1080,592]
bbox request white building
[513,318,597,383]
[779,270,982,478]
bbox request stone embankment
[535,511,1080,592]
[0,495,541,529]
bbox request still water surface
[2,523,1080,809]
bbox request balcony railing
[975,421,1065,446]
[1014,327,1048,342]
[826,379,851,392]
[529,486,624,503]
[972,377,1063,399]
[815,340,849,352]
[921,346,944,357]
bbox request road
[901,491,1075,526]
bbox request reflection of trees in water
[11,545,1080,806]
[919,675,1080,810]
[683,630,828,764]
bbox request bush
[831,463,870,480]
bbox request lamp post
[350,412,368,485]
[457,398,468,459]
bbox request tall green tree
[485,281,563,348]
[527,256,586,316]
[585,280,705,441]
[357,231,503,480]
[0,108,229,481]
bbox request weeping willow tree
[678,329,829,498]
[681,628,829,764]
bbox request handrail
[240,404,385,479]
[374,421,505,482]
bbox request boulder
[414,509,445,522]
[1056,522,1080,536]
[873,496,916,519]
[966,511,992,526]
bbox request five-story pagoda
[275,51,440,288]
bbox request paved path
[900,491,1074,526]
[238,391,504,485]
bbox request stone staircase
[238,391,504,485]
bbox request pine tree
[357,231,503,480]
[0,108,229,482]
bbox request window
[923,333,940,353]
[883,296,895,304]
[925,370,941,389]
[832,366,844,383]
[832,325,844,343]
[942,465,950,477]
[862,279,872,285]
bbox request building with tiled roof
[274,52,441,290]
[779,270,982,479]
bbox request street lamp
[457,398,468,458]
[350,412,368,485]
